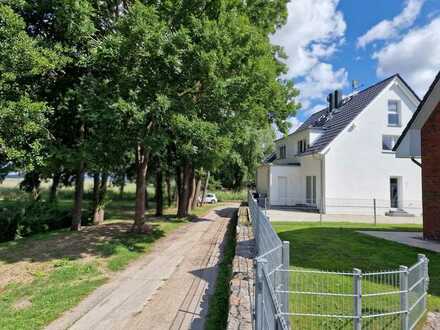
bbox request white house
[256,74,423,215]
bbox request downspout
[411,157,422,168]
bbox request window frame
[279,145,286,159]
[297,139,308,154]
[387,100,401,127]
[382,135,399,152]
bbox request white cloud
[357,0,424,48]
[373,17,440,96]
[271,0,346,78]
[287,117,302,133]
[274,117,303,139]
[271,0,348,116]
[297,63,348,111]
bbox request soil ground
[46,204,238,330]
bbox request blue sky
[271,0,440,130]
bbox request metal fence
[257,196,423,225]
[249,192,290,330]
[249,192,430,330]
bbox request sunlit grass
[272,222,439,329]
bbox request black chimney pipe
[327,93,334,111]
[334,90,342,108]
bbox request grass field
[0,178,226,330]
[272,222,440,329]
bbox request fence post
[373,198,377,225]
[418,254,428,311]
[353,268,362,330]
[281,241,290,328]
[400,265,409,330]
[256,258,267,330]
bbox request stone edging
[227,207,255,330]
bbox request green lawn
[272,222,440,330]
[0,220,184,330]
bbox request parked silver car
[201,193,218,204]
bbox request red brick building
[395,72,440,240]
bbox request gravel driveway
[46,205,238,330]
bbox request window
[382,135,399,151]
[306,176,317,205]
[279,145,286,159]
[297,139,308,153]
[388,100,401,126]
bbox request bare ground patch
[0,221,146,289]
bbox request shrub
[0,201,93,242]
[0,204,22,242]
[214,190,246,202]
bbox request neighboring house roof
[393,70,440,152]
[276,74,419,157]
[263,152,277,164]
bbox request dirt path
[46,205,238,330]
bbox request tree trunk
[155,162,163,217]
[187,170,196,213]
[175,166,182,209]
[93,173,108,225]
[201,171,210,206]
[71,160,85,231]
[192,176,202,210]
[92,173,100,205]
[49,171,61,203]
[145,171,149,210]
[119,177,125,200]
[166,175,172,207]
[133,144,149,232]
[177,162,192,218]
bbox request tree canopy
[0,0,299,229]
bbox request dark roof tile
[293,74,414,156]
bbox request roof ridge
[275,73,410,144]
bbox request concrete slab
[358,231,440,253]
[267,209,423,225]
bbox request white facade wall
[273,129,323,165]
[324,82,422,215]
[268,156,322,207]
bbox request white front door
[278,176,288,205]
[306,176,317,206]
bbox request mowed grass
[0,178,224,330]
[272,222,440,329]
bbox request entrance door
[390,178,399,208]
[278,176,288,205]
[306,176,317,205]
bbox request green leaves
[0,97,51,171]
[0,4,66,172]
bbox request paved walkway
[267,209,423,224]
[46,205,238,330]
[358,231,440,253]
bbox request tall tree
[0,4,64,174]
[94,2,187,231]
